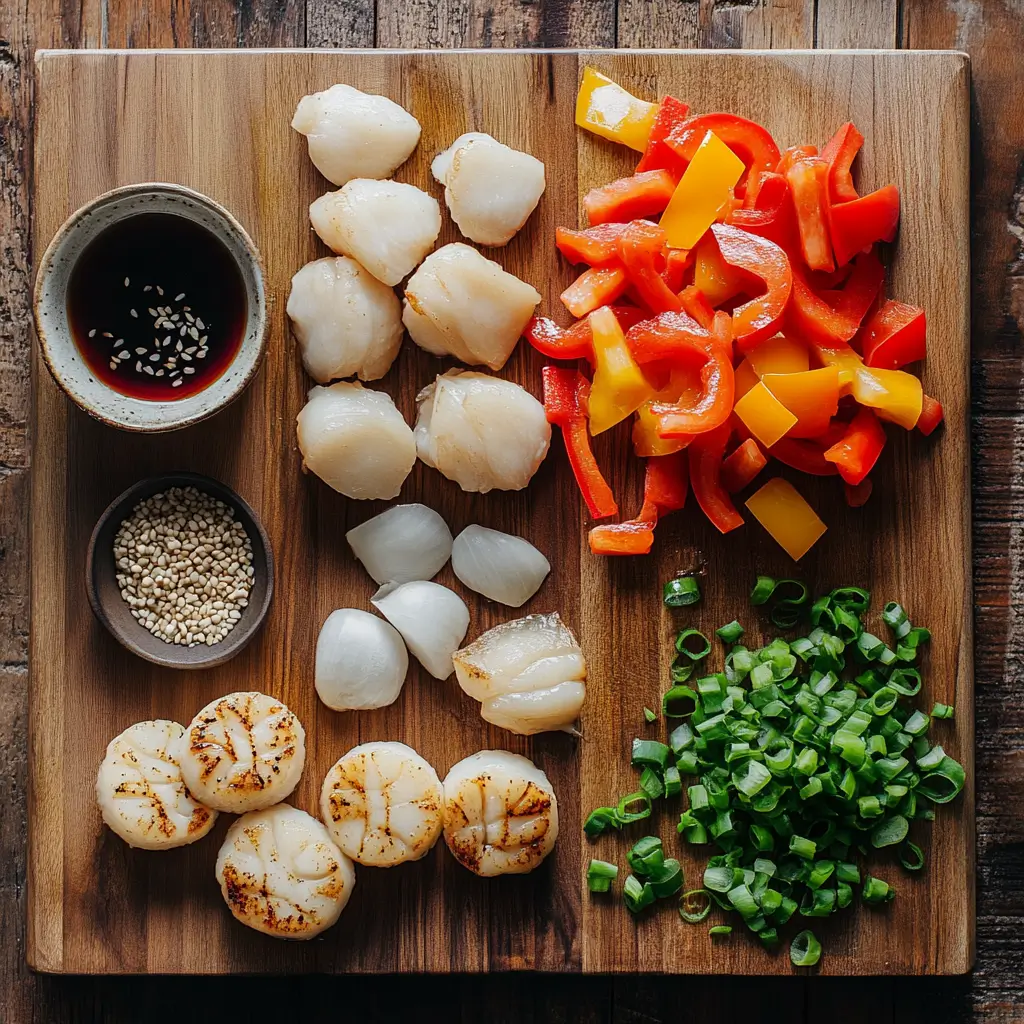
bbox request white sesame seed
[147,308,157,317]
[176,340,183,352]
[172,378,183,388]
[130,309,138,318]
[179,325,187,336]
[155,369,165,377]
[184,312,194,323]
[102,331,113,338]
[117,351,130,361]
[135,347,147,355]
[181,353,192,362]
[149,353,160,362]
[195,318,205,331]
[114,338,124,348]
[143,285,151,292]
[109,360,118,370]
[185,346,196,355]
[143,365,154,375]
[124,277,130,287]
[175,292,185,301]
[197,349,207,358]
[135,360,143,372]
[189,326,199,340]
[183,367,195,374]
[88,329,97,338]
[156,286,164,296]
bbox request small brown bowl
[86,472,274,669]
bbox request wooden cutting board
[29,48,972,975]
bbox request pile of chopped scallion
[584,576,966,968]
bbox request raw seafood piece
[215,804,355,939]
[431,132,546,247]
[178,692,306,813]
[315,609,409,711]
[403,243,541,370]
[442,750,559,876]
[414,370,551,493]
[291,83,421,186]
[451,525,550,607]
[453,612,587,735]
[286,256,403,383]
[371,580,469,680]
[296,381,416,500]
[346,503,453,585]
[320,741,443,866]
[96,720,216,850]
[310,180,441,287]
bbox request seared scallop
[292,83,421,186]
[287,256,403,383]
[310,180,442,287]
[215,804,355,939]
[177,692,306,814]
[320,741,444,867]
[442,750,558,876]
[96,719,216,850]
[402,243,540,370]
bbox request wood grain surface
[28,46,970,977]
[2,0,1023,1021]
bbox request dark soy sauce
[67,213,246,401]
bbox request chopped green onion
[615,790,653,825]
[790,929,822,966]
[638,767,664,801]
[931,702,955,720]
[649,858,684,898]
[669,722,694,754]
[623,874,656,914]
[663,764,682,798]
[716,620,744,644]
[627,835,665,876]
[587,859,619,892]
[917,755,966,803]
[670,657,695,683]
[882,601,911,637]
[631,738,671,771]
[643,706,656,723]
[862,875,895,904]
[871,814,909,848]
[676,628,711,661]
[664,576,701,607]
[899,841,925,871]
[583,806,620,838]
[750,575,778,605]
[662,685,698,718]
[709,925,733,938]
[789,835,816,860]
[679,888,712,923]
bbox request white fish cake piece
[414,370,551,493]
[310,180,441,287]
[297,381,416,500]
[286,256,403,383]
[96,719,216,850]
[442,750,558,876]
[320,741,444,866]
[431,133,546,247]
[453,612,587,735]
[402,243,540,370]
[292,83,421,186]
[216,804,355,940]
[178,692,306,814]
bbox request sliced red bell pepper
[555,224,629,266]
[710,223,792,349]
[829,185,900,267]
[776,144,818,177]
[616,221,683,314]
[560,264,629,318]
[833,249,885,326]
[664,113,782,198]
[588,520,655,556]
[917,393,945,436]
[729,172,802,255]
[542,366,618,519]
[844,478,873,507]
[625,310,712,365]
[688,422,744,533]
[680,285,715,330]
[525,305,649,362]
[862,299,927,370]
[663,247,694,292]
[635,96,691,177]
[583,169,677,226]
[721,437,767,494]
[823,407,887,486]
[769,437,841,476]
[820,122,864,203]
[785,265,861,347]
[785,156,834,272]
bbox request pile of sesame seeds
[114,487,254,648]
[89,278,211,388]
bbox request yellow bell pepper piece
[632,366,698,457]
[734,358,759,401]
[588,306,654,435]
[747,334,810,377]
[745,478,827,561]
[660,131,745,250]
[694,234,745,306]
[733,381,798,448]
[575,67,658,153]
[851,366,924,430]
[810,342,863,397]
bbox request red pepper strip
[560,264,629,318]
[728,172,802,256]
[785,156,835,272]
[635,96,691,177]
[862,299,926,370]
[617,221,683,314]
[583,169,677,226]
[833,249,885,326]
[525,305,649,362]
[588,520,655,556]
[710,223,793,350]
[688,423,744,533]
[823,407,887,486]
[844,478,873,507]
[555,224,629,266]
[829,184,900,267]
[917,393,945,436]
[785,265,861,347]
[769,438,840,476]
[820,122,864,203]
[542,366,618,519]
[664,113,782,198]
[625,310,711,364]
[776,144,817,176]
[680,285,715,330]
[663,248,694,292]
[721,437,767,494]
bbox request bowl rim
[33,181,269,433]
[85,471,275,669]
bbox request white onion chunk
[346,504,453,585]
[451,525,550,608]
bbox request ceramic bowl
[86,472,274,669]
[33,182,268,432]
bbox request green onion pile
[584,576,966,968]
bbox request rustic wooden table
[1,0,1020,1020]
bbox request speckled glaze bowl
[33,182,268,432]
